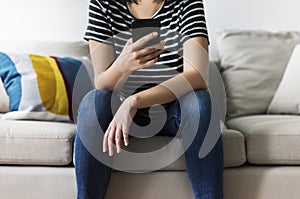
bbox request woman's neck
[128,0,164,19]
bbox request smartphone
[132,19,161,48]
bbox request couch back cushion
[217,30,300,118]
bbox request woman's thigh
[156,89,211,138]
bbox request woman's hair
[122,0,175,4]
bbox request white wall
[205,0,300,58]
[0,0,89,41]
[0,0,300,58]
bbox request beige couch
[1,31,300,199]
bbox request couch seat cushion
[0,115,75,165]
[126,129,246,170]
[222,129,246,167]
[0,114,246,168]
[227,115,300,164]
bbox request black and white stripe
[84,0,208,100]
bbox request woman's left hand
[103,96,137,156]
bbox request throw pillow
[0,52,92,122]
[217,30,300,118]
[268,45,300,114]
[0,79,9,113]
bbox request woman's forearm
[129,37,209,109]
[130,69,208,109]
[91,36,164,91]
[94,60,130,92]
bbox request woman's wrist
[127,95,140,110]
[112,56,131,74]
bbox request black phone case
[132,19,161,48]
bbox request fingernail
[153,32,158,36]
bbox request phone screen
[132,19,161,48]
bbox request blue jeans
[74,89,223,199]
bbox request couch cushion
[0,116,75,165]
[0,40,90,114]
[227,115,300,164]
[126,129,246,170]
[0,53,92,122]
[222,129,246,167]
[0,114,245,168]
[217,30,300,118]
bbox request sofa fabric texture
[0,113,246,168]
[0,114,75,165]
[2,166,300,199]
[227,115,300,164]
[217,30,300,118]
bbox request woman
[75,0,224,198]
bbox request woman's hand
[103,96,138,156]
[115,32,164,74]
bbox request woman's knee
[78,89,113,117]
[180,89,211,116]
[195,90,211,114]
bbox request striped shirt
[84,0,209,102]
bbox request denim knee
[180,89,211,119]
[75,89,114,165]
[195,90,211,115]
[77,89,113,116]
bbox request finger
[131,32,158,50]
[126,38,133,45]
[123,129,129,147]
[108,125,116,156]
[141,57,159,68]
[138,40,165,57]
[142,49,164,63]
[148,40,165,50]
[133,41,164,64]
[135,47,158,58]
[115,127,122,154]
[103,125,110,153]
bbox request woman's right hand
[115,32,164,74]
